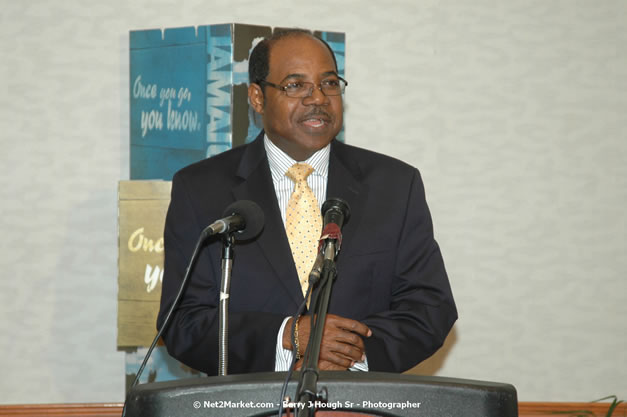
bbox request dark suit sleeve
[157,171,285,375]
[361,169,457,372]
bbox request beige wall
[1,0,625,403]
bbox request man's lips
[300,110,331,128]
[302,118,326,128]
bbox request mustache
[302,107,332,120]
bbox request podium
[124,371,517,417]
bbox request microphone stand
[218,233,235,376]
[295,241,338,417]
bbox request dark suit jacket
[157,132,457,375]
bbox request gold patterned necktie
[285,163,323,298]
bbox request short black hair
[248,28,338,89]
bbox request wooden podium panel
[1,400,626,416]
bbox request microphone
[202,200,265,240]
[128,200,264,390]
[309,198,351,283]
[320,197,350,246]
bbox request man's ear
[248,83,264,115]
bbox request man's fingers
[292,313,370,370]
[327,339,364,361]
[332,329,366,351]
[294,353,350,371]
[326,314,371,338]
[318,359,346,371]
[318,350,354,369]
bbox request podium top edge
[130,371,516,393]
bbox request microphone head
[322,197,350,228]
[222,200,265,240]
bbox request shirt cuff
[350,356,369,371]
[275,316,293,371]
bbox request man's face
[249,35,344,161]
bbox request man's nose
[303,84,329,105]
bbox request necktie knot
[287,163,315,183]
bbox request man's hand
[294,359,352,371]
[283,314,372,370]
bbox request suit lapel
[326,140,368,257]
[229,136,368,306]
[232,133,304,307]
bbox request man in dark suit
[157,29,457,376]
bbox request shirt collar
[264,134,330,182]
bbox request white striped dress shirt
[264,136,329,223]
[264,136,368,372]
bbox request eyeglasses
[258,77,348,98]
